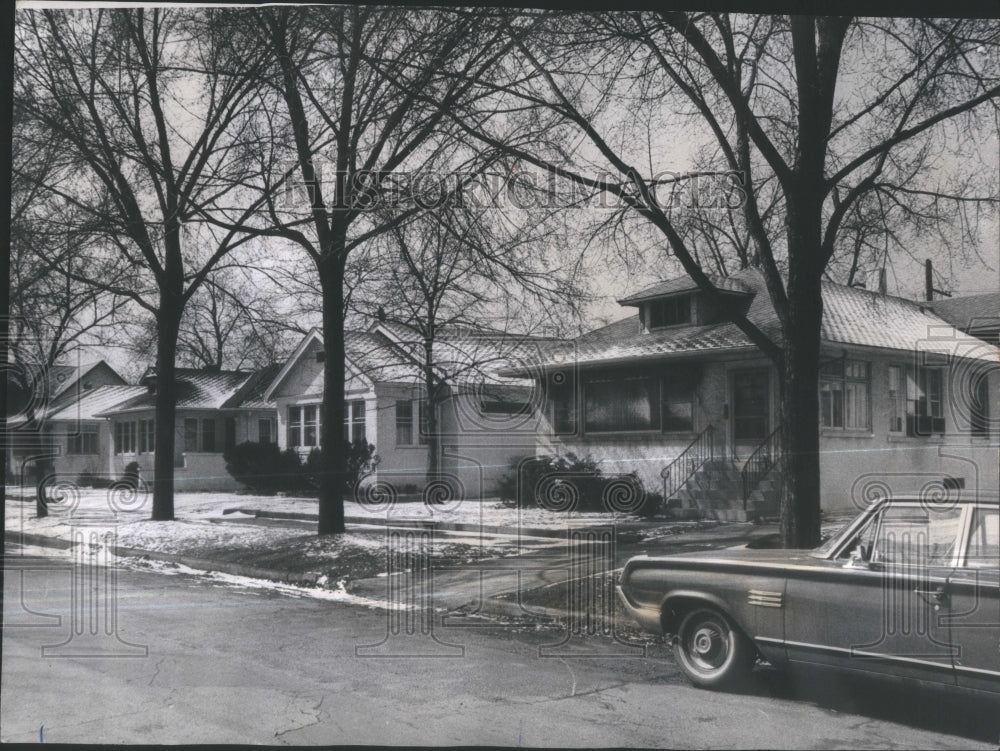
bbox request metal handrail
[661,425,715,503]
[741,424,782,510]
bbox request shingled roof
[507,267,999,374]
[97,366,277,415]
[45,384,148,422]
[927,292,1000,342]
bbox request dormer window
[648,296,691,329]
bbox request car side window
[870,505,963,566]
[964,508,999,569]
[836,511,881,560]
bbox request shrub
[499,453,662,516]
[224,442,302,494]
[225,440,379,495]
[302,441,380,492]
[120,461,141,489]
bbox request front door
[731,368,769,450]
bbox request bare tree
[449,12,1000,546]
[212,6,520,534]
[123,265,300,372]
[14,8,271,520]
[10,129,129,370]
[356,200,582,486]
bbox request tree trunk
[423,338,442,489]
[318,251,347,535]
[778,191,824,548]
[152,301,182,521]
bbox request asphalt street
[2,544,996,747]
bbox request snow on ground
[5,484,649,534]
[4,486,567,589]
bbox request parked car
[617,496,999,693]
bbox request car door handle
[914,586,949,610]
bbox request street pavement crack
[147,657,165,687]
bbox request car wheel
[673,606,755,689]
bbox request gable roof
[263,328,426,401]
[507,267,999,374]
[5,359,127,415]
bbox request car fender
[659,589,742,634]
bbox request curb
[3,531,323,587]
[5,531,76,550]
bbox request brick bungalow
[502,268,999,518]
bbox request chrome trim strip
[747,589,783,608]
[954,663,1000,678]
[757,638,956,672]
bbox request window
[662,373,695,432]
[303,405,318,446]
[965,508,999,569]
[201,419,216,452]
[345,400,366,444]
[181,418,218,452]
[871,505,963,566]
[138,419,155,453]
[906,366,945,436]
[67,429,99,455]
[648,296,691,328]
[970,373,990,437]
[417,399,430,445]
[224,418,236,453]
[288,404,320,447]
[114,421,136,454]
[396,400,414,446]
[584,373,660,432]
[258,418,273,444]
[287,406,302,448]
[820,359,870,430]
[888,365,905,433]
[548,374,576,435]
[184,418,199,452]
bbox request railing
[661,425,715,503]
[741,425,782,510]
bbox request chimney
[878,268,887,295]
[925,259,933,302]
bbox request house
[5,359,130,486]
[501,267,999,518]
[264,324,556,498]
[95,365,281,491]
